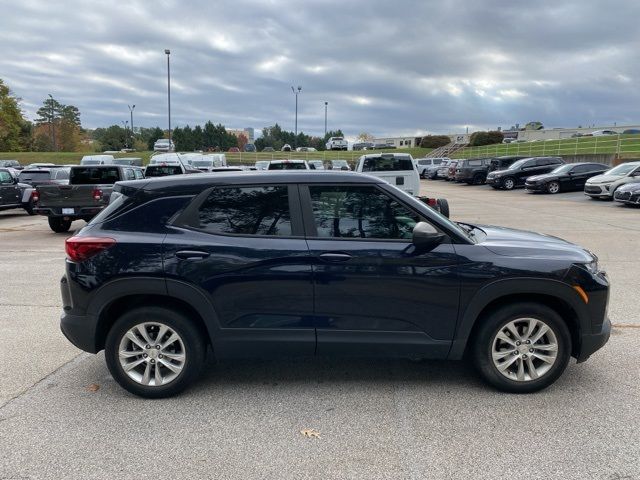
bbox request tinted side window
[0,170,13,183]
[468,159,482,166]
[124,168,135,181]
[195,186,292,236]
[573,164,592,174]
[308,185,421,240]
[55,169,69,180]
[534,159,549,167]
[70,167,120,184]
[433,159,442,165]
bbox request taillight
[92,188,103,201]
[31,190,40,203]
[65,236,116,262]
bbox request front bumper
[576,317,611,363]
[525,182,545,192]
[486,176,502,186]
[614,190,640,205]
[584,184,611,198]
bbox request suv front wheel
[501,177,516,190]
[105,306,206,398]
[472,303,571,393]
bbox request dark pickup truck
[0,168,34,215]
[33,165,143,232]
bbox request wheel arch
[448,278,587,360]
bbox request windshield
[192,160,213,167]
[362,156,414,172]
[155,139,170,145]
[606,163,639,176]
[332,160,348,168]
[551,164,573,174]
[268,162,307,170]
[70,167,120,184]
[507,159,528,170]
[145,166,182,177]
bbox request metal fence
[450,135,640,159]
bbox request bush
[469,130,504,146]
[420,135,451,148]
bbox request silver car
[584,161,640,199]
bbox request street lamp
[128,104,135,147]
[291,85,302,147]
[324,101,328,138]
[165,49,172,148]
[121,120,129,149]
[48,94,56,151]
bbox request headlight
[583,260,599,274]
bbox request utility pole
[291,85,302,147]
[128,104,135,147]
[121,121,129,148]
[165,49,172,147]
[48,94,56,151]
[324,101,328,138]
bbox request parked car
[227,147,240,153]
[153,139,175,152]
[416,158,446,178]
[372,142,396,149]
[112,157,143,167]
[33,165,143,232]
[0,168,33,214]
[244,143,256,152]
[622,129,640,135]
[145,163,202,178]
[295,147,317,152]
[308,160,325,170]
[267,160,309,170]
[0,160,22,170]
[262,147,275,152]
[455,158,492,185]
[80,155,115,165]
[423,158,451,179]
[435,161,453,180]
[60,171,610,397]
[18,167,70,187]
[326,159,351,171]
[486,157,565,190]
[326,137,348,151]
[525,162,609,194]
[353,142,373,150]
[584,161,640,199]
[613,182,640,206]
[191,154,227,172]
[591,130,618,136]
[488,156,528,173]
[356,153,419,196]
[281,144,292,152]
[446,160,459,181]
[255,160,270,170]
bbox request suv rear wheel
[105,306,206,398]
[472,302,571,393]
[472,173,485,185]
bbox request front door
[300,184,460,359]
[0,170,19,206]
[163,184,315,357]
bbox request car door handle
[176,250,210,260]
[318,252,352,262]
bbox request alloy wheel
[491,318,558,382]
[503,178,515,190]
[547,181,560,194]
[118,322,186,387]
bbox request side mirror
[412,222,445,252]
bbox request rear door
[164,183,315,357]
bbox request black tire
[436,198,450,218]
[472,174,485,185]
[48,217,72,233]
[471,302,571,393]
[546,181,561,194]
[105,306,206,398]
[501,177,516,190]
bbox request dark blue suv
[60,171,610,397]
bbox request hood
[487,169,511,176]
[526,173,556,182]
[618,181,640,192]
[586,174,624,184]
[477,225,592,262]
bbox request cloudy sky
[1,0,639,139]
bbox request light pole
[165,49,172,148]
[121,120,129,149]
[291,85,302,147]
[48,94,56,151]
[324,101,328,138]
[128,104,135,147]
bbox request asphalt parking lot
[1,180,639,480]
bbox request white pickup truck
[325,136,348,151]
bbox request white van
[192,154,228,172]
[80,154,115,165]
[355,153,420,196]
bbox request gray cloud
[1,0,639,138]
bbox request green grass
[453,134,640,159]
[0,148,434,166]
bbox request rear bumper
[576,317,611,363]
[60,311,99,353]
[34,206,104,218]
